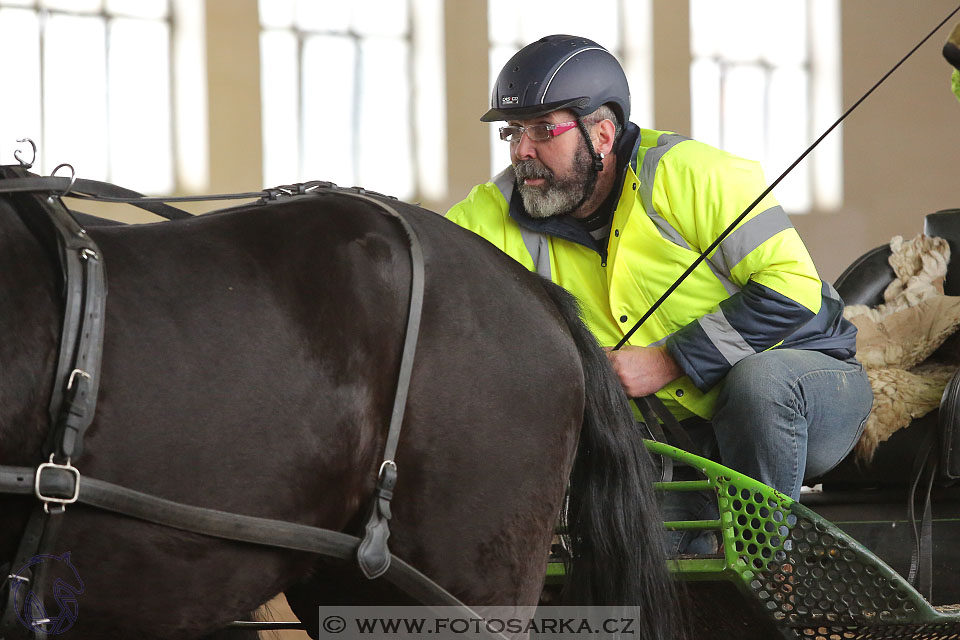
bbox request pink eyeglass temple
[502,121,578,142]
[544,121,578,136]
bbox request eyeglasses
[498,121,578,143]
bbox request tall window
[0,0,173,194]
[690,0,841,213]
[259,0,444,201]
[487,0,653,177]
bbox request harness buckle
[378,459,397,479]
[34,453,80,513]
[67,368,91,390]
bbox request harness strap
[907,421,938,600]
[0,466,483,614]
[0,175,193,220]
[634,397,673,484]
[44,203,107,463]
[0,166,107,464]
[338,191,425,580]
[645,395,699,454]
[0,166,107,638]
[633,395,701,483]
[0,509,59,639]
[0,174,363,221]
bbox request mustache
[514,160,554,183]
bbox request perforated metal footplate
[788,624,960,639]
[646,441,960,639]
[763,506,960,639]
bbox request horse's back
[61,194,585,633]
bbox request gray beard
[514,144,595,219]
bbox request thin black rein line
[0,171,403,223]
[69,190,264,203]
[612,1,960,352]
[64,180,400,205]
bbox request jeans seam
[825,389,871,470]
[788,376,802,499]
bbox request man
[446,35,873,553]
[945,22,960,103]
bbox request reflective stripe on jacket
[446,125,857,419]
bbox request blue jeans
[664,349,873,554]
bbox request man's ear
[594,118,617,156]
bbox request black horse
[0,184,676,639]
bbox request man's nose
[512,133,537,159]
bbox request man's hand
[605,345,683,397]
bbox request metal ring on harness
[14,138,37,169]
[50,163,77,200]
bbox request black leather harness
[0,167,496,638]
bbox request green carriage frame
[547,441,960,640]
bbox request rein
[0,168,498,638]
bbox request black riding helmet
[481,34,630,125]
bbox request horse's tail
[540,280,680,640]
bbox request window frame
[688,0,842,214]
[0,0,176,194]
[258,0,429,200]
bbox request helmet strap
[576,118,605,172]
[560,119,600,217]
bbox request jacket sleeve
[658,142,825,391]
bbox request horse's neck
[0,201,61,462]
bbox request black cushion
[834,245,894,307]
[924,209,960,296]
[833,209,960,307]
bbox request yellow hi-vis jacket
[446,124,858,419]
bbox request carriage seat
[812,208,960,488]
[835,209,960,305]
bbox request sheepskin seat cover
[844,234,960,462]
